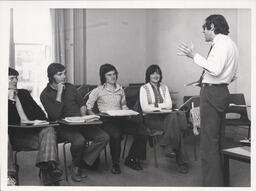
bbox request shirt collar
[103,83,122,92]
[212,34,226,46]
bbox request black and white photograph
[0,0,255,190]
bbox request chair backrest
[225,93,249,120]
[182,96,200,127]
[124,86,141,109]
[77,84,99,113]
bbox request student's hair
[145,64,162,84]
[47,63,65,83]
[9,67,19,76]
[99,63,118,85]
[202,14,230,35]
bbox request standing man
[40,63,109,182]
[177,14,238,186]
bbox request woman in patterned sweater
[140,64,189,174]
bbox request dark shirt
[8,89,47,124]
[40,83,85,121]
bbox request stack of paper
[102,110,139,116]
[21,120,50,125]
[64,115,100,123]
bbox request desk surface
[145,110,185,115]
[222,146,250,160]
[58,120,102,126]
[9,123,59,128]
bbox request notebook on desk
[101,109,139,117]
[178,96,200,111]
[64,115,100,123]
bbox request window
[12,8,51,105]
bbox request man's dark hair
[145,64,162,84]
[202,14,230,35]
[47,63,65,83]
[99,63,118,85]
[9,67,19,76]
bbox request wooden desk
[221,146,250,186]
[58,119,102,126]
[9,123,59,128]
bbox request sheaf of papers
[184,81,200,87]
[102,110,139,116]
[21,120,49,125]
[64,115,100,123]
[229,103,251,107]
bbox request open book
[21,120,49,125]
[64,115,100,123]
[145,109,173,114]
[101,110,139,117]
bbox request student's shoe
[125,157,141,171]
[79,167,88,178]
[177,164,189,174]
[165,151,176,158]
[136,159,143,170]
[7,176,17,186]
[48,162,63,178]
[71,165,82,182]
[111,164,121,174]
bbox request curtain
[50,9,87,85]
[9,8,15,68]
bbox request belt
[201,83,228,87]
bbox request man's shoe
[48,167,63,178]
[7,176,17,186]
[177,164,189,174]
[79,167,88,178]
[165,151,176,158]
[136,159,143,170]
[125,157,141,171]
[111,164,121,174]
[71,165,82,182]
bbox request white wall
[86,9,146,86]
[145,9,251,108]
[85,9,251,111]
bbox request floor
[14,126,250,187]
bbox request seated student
[40,63,109,182]
[86,63,148,174]
[8,67,62,185]
[8,135,17,186]
[140,64,189,173]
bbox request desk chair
[13,147,39,185]
[58,137,108,182]
[225,93,251,139]
[122,86,164,168]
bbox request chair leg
[122,135,128,159]
[152,136,158,168]
[104,146,108,170]
[193,134,197,161]
[248,125,251,139]
[63,142,69,182]
[14,151,19,185]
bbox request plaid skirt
[9,126,59,167]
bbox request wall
[145,9,251,109]
[86,9,146,86]
[236,9,251,116]
[84,9,251,113]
